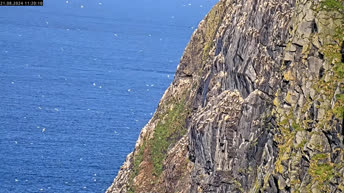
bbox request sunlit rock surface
[107,0,344,192]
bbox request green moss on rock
[150,98,189,176]
[202,1,227,60]
[320,0,344,12]
[127,142,146,193]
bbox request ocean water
[0,0,216,192]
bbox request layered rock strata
[107,0,344,192]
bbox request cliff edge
[107,0,344,192]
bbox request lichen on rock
[106,0,344,192]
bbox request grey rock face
[188,0,295,192]
[107,0,344,192]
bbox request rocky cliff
[106,0,344,192]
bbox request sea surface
[0,0,216,192]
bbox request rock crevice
[107,0,344,192]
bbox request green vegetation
[312,153,328,160]
[334,94,344,118]
[309,163,334,185]
[150,99,189,176]
[310,0,344,122]
[127,142,146,193]
[202,1,226,60]
[335,64,344,79]
[132,143,146,177]
[296,139,307,149]
[320,0,344,12]
[274,110,296,173]
[274,2,344,191]
[321,37,344,120]
[127,95,190,192]
[292,122,303,132]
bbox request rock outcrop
[106,0,344,192]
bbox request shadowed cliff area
[107,0,344,192]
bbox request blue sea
[0,0,216,192]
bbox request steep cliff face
[107,0,344,192]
